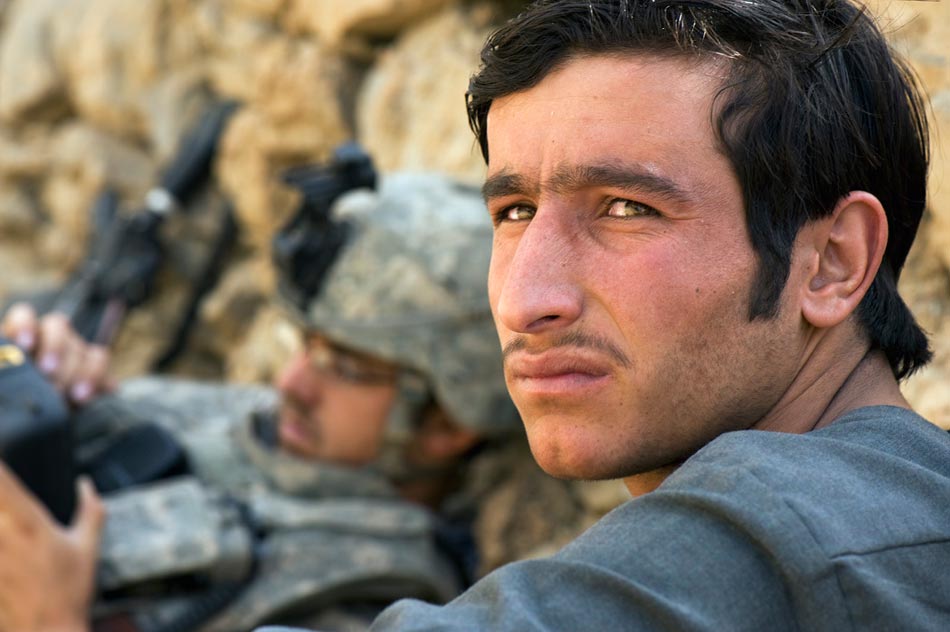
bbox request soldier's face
[485,54,803,484]
[274,333,398,464]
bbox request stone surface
[215,38,354,251]
[356,5,496,184]
[0,0,73,124]
[193,1,285,102]
[0,126,51,178]
[224,303,301,385]
[0,181,38,236]
[284,0,452,46]
[196,256,273,368]
[899,216,950,430]
[39,123,156,266]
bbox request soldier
[0,171,524,631]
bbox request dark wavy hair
[467,0,932,379]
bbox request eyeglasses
[303,334,399,385]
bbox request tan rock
[899,214,950,429]
[139,68,217,164]
[0,127,50,178]
[54,0,205,139]
[108,278,194,379]
[225,303,301,385]
[216,109,301,251]
[154,251,282,382]
[0,239,59,300]
[38,176,90,268]
[194,1,287,101]
[232,0,288,20]
[927,102,950,272]
[216,39,352,250]
[356,5,494,184]
[38,123,155,267]
[902,315,950,429]
[198,256,274,361]
[0,0,74,123]
[868,0,950,274]
[0,180,38,236]
[46,122,156,206]
[284,0,452,45]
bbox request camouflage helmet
[279,172,519,438]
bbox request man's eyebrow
[482,164,692,205]
[547,163,691,204]
[482,170,535,201]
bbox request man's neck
[752,345,909,435]
[811,349,910,429]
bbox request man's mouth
[506,350,613,397]
[277,404,319,454]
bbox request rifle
[57,100,240,347]
[0,99,240,524]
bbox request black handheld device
[0,338,76,524]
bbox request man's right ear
[798,191,888,330]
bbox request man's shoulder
[687,404,950,489]
[664,405,950,550]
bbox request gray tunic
[260,406,950,631]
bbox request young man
[0,172,524,631]
[351,0,947,629]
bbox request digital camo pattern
[203,502,461,632]
[97,484,460,632]
[78,376,397,498]
[98,477,253,591]
[82,377,460,631]
[280,172,520,438]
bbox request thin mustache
[280,396,317,426]
[503,330,632,369]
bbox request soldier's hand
[1,302,113,405]
[0,463,104,632]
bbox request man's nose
[275,352,319,401]
[491,214,583,335]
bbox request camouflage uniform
[84,379,460,632]
[83,172,524,632]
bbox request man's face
[274,332,398,464]
[485,54,805,481]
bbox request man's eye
[496,205,535,223]
[605,199,659,218]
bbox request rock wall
[0,0,947,564]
